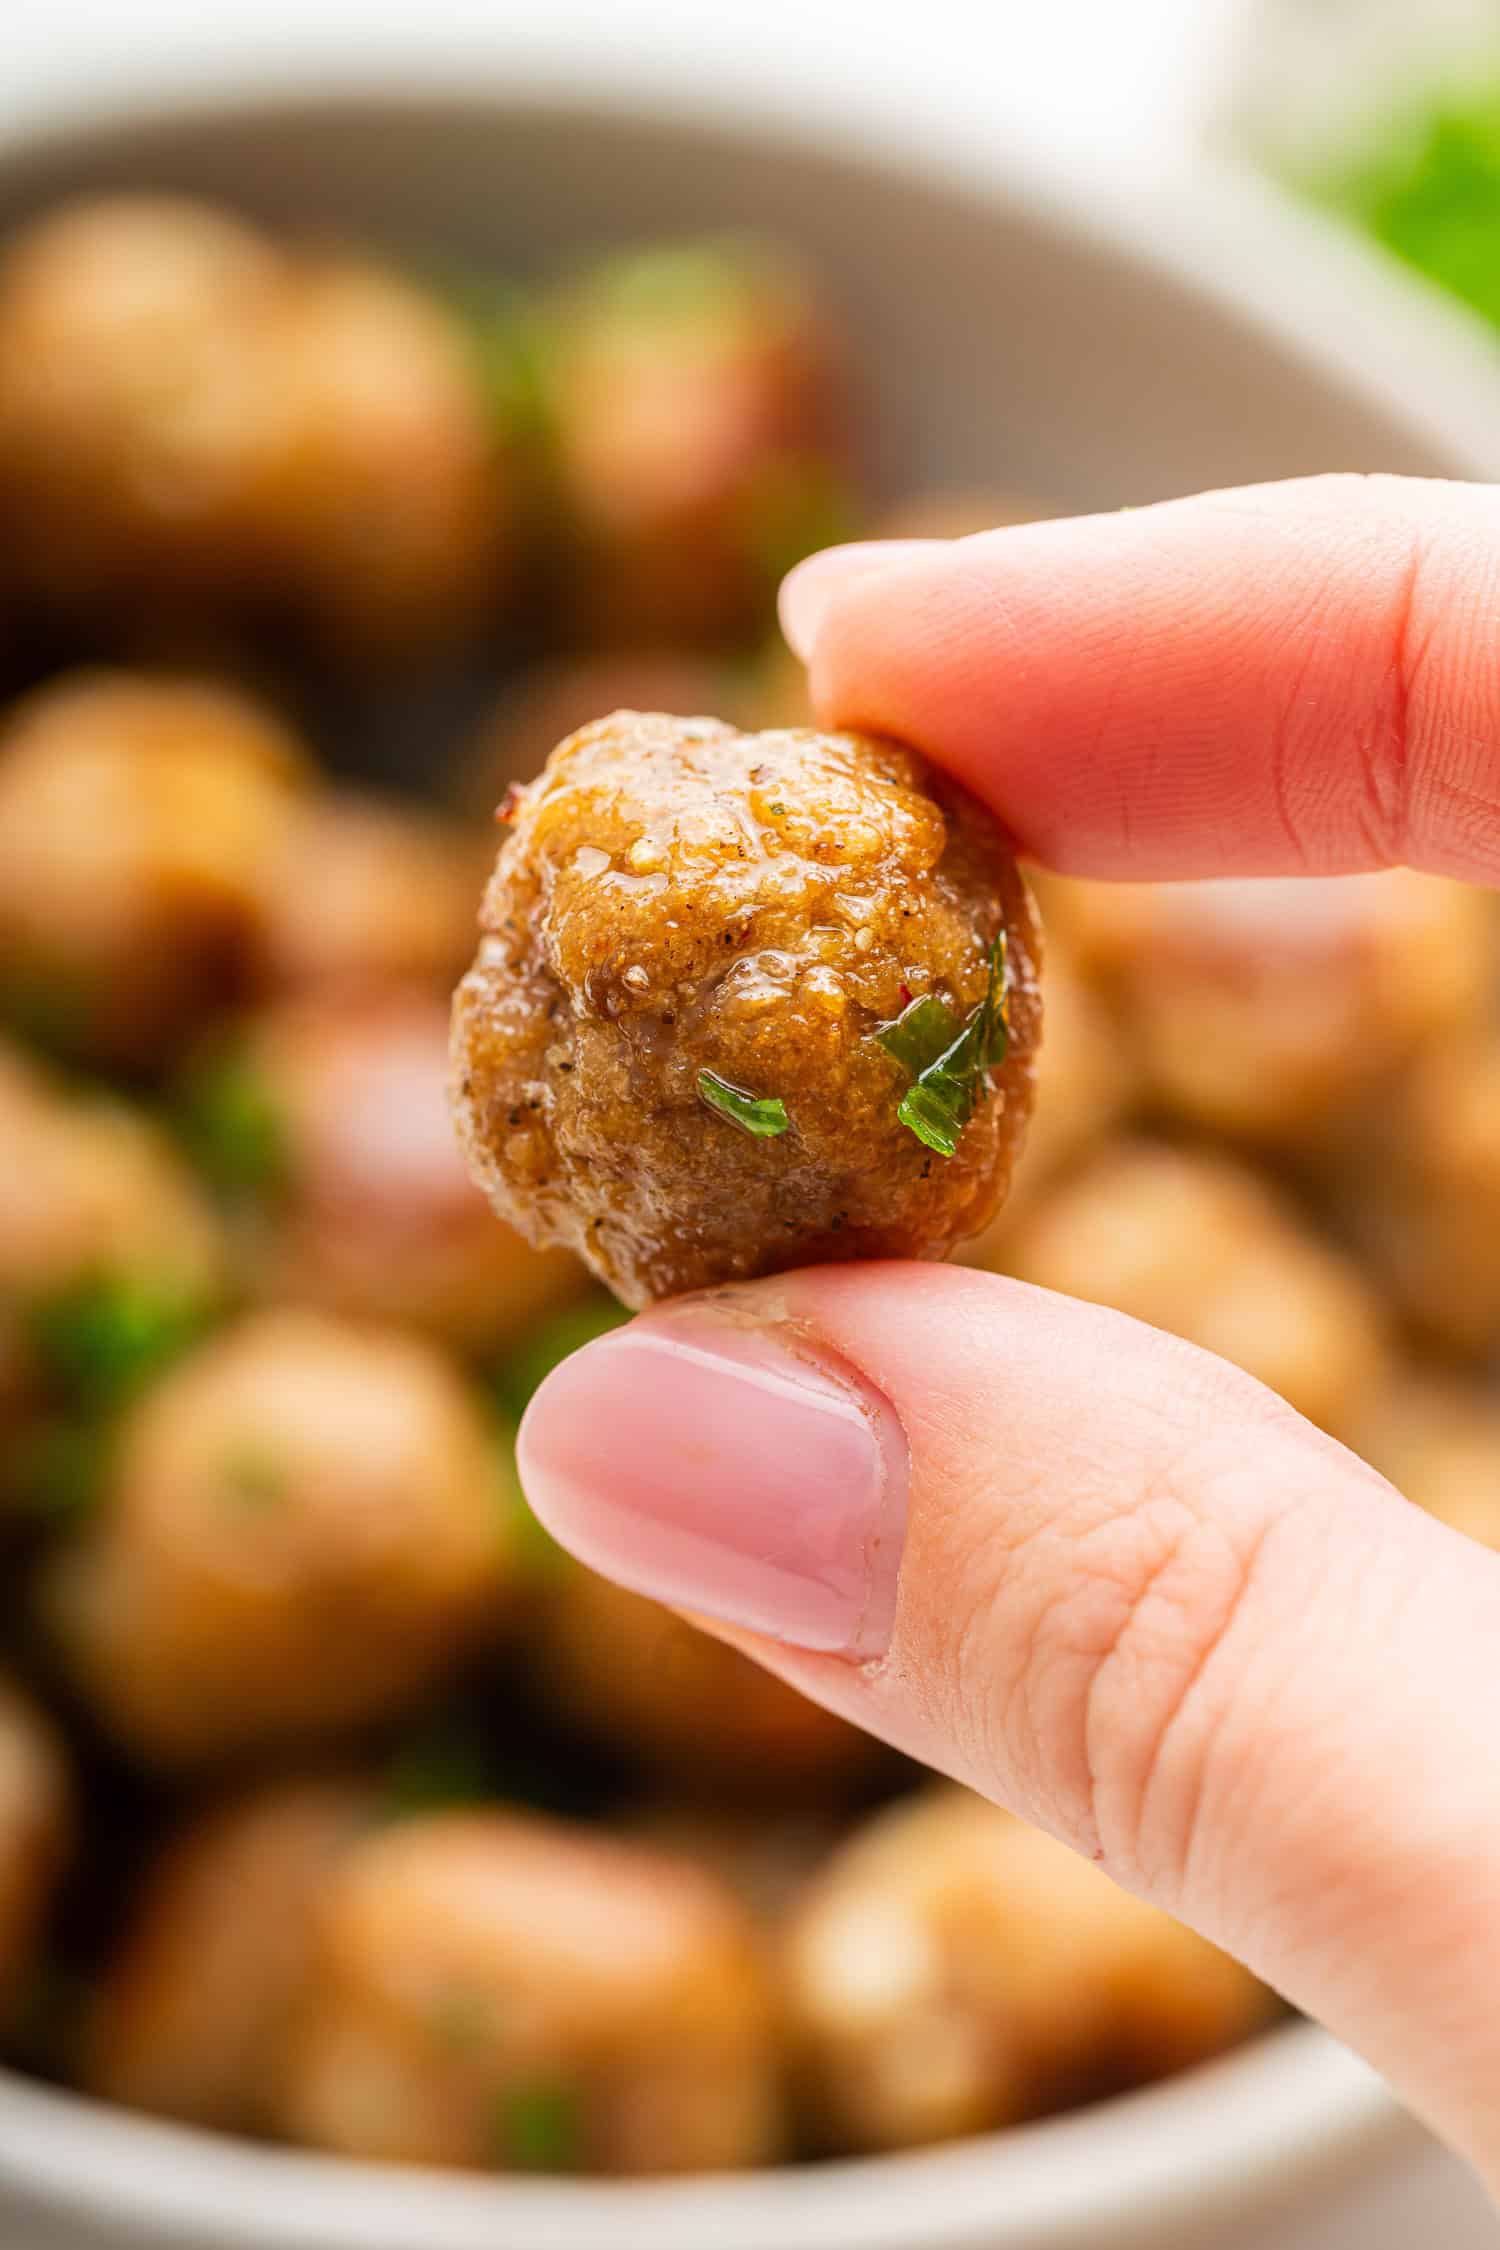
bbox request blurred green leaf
[175,1050,287,1204]
[27,1274,208,1416]
[490,2080,584,2173]
[488,1292,630,1425]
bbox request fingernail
[517,1303,908,1658]
[778,539,944,662]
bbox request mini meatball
[453,714,1041,1306]
[0,1677,72,2019]
[251,791,487,994]
[1354,1372,1500,1548]
[0,672,307,1067]
[451,650,750,812]
[240,254,506,664]
[88,1774,369,2131]
[544,239,852,644]
[1043,869,1492,1146]
[532,1569,880,1792]
[181,987,584,1350]
[0,1054,225,1429]
[41,1308,511,1764]
[1340,1034,1500,1360]
[280,1809,780,2173]
[1002,1141,1389,1439]
[0,196,287,628]
[782,1787,1271,2153]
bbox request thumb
[518,1263,1500,2192]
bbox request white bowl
[0,79,1496,2250]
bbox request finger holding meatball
[0,671,308,1070]
[280,1808,781,2173]
[180,986,583,1351]
[40,1308,513,1765]
[453,713,1041,1306]
[782,1787,1273,2153]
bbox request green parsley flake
[698,1069,790,1138]
[884,933,1011,1160]
[492,2080,584,2173]
[28,1274,208,1414]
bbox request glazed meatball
[239,254,506,664]
[88,1774,369,2131]
[251,791,487,995]
[452,714,1041,1306]
[532,1569,881,1792]
[181,987,583,1350]
[0,1676,72,2018]
[544,239,851,644]
[1354,1372,1500,1548]
[0,672,307,1067]
[1043,869,1492,1147]
[41,1308,511,1764]
[1339,1033,1500,1360]
[1001,1141,1389,1439]
[280,1809,780,2173]
[782,1787,1271,2153]
[0,196,287,631]
[0,1053,225,1429]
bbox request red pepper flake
[898,982,914,1007]
[495,783,527,826]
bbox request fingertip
[777,538,945,663]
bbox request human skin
[517,475,1500,2199]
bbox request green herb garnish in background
[175,1050,287,1204]
[3,1418,111,1528]
[379,1719,495,1825]
[1313,86,1500,333]
[489,1292,630,1426]
[879,934,1011,1160]
[28,1273,208,1416]
[697,1069,790,1139]
[491,2080,585,2173]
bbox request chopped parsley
[27,1273,208,1415]
[174,1051,286,1204]
[1314,88,1500,334]
[879,933,1011,1160]
[491,2080,584,2173]
[698,1069,790,1138]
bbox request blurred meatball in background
[88,1773,369,2132]
[0,672,308,1070]
[280,1809,781,2173]
[40,1308,513,1765]
[782,1786,1273,2154]
[177,986,584,1352]
[0,1678,72,2023]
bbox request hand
[517,474,1500,2192]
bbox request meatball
[182,987,583,1350]
[0,196,287,630]
[0,671,308,1067]
[239,254,506,664]
[782,1787,1271,2153]
[1354,1372,1500,1548]
[0,1676,72,2019]
[0,1054,225,1432]
[1001,1141,1389,1440]
[452,714,1041,1306]
[280,1809,780,2173]
[531,1569,881,1792]
[41,1308,511,1764]
[543,239,852,645]
[1339,1033,1500,1360]
[88,1774,369,2131]
[251,791,487,995]
[1043,869,1492,1147]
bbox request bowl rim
[0,67,1485,2246]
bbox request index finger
[780,472,1500,883]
